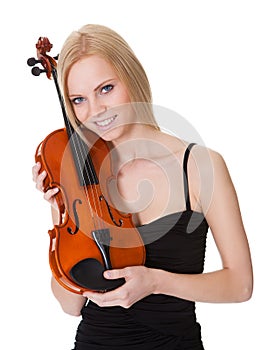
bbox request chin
[99,126,125,143]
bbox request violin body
[35,128,145,294]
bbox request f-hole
[99,195,123,227]
[67,198,82,234]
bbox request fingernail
[104,271,111,278]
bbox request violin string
[52,64,105,237]
[71,129,106,232]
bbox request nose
[88,96,107,120]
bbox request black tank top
[72,144,209,350]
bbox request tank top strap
[183,143,196,211]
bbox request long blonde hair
[57,24,159,131]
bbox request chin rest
[70,258,125,291]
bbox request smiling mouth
[94,115,117,127]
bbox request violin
[27,37,145,294]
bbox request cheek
[73,106,88,123]
[113,85,131,105]
[122,90,131,104]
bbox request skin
[32,55,253,315]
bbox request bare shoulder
[190,144,226,166]
[186,144,233,213]
[189,144,231,181]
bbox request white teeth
[95,116,116,127]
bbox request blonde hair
[57,24,159,131]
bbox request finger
[44,187,59,201]
[32,162,41,182]
[103,268,128,280]
[35,170,47,191]
[83,289,123,307]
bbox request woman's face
[67,55,134,142]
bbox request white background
[1,0,275,348]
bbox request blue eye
[101,84,113,94]
[71,97,85,105]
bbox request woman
[32,24,253,349]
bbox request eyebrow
[68,78,116,98]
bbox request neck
[109,124,160,173]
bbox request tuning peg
[31,66,46,76]
[27,57,42,67]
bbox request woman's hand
[83,266,159,308]
[32,162,59,209]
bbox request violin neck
[51,67,99,186]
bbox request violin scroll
[27,37,58,79]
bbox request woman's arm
[155,148,253,303]
[51,276,87,316]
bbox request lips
[94,115,117,128]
